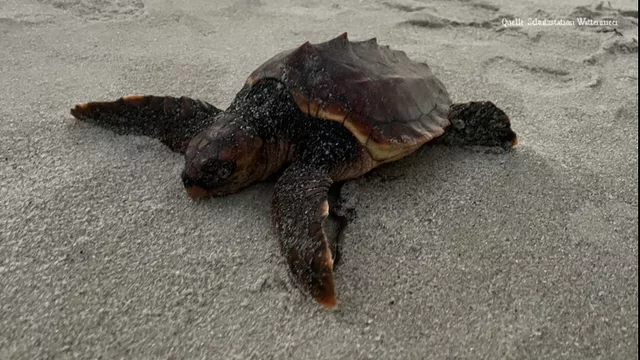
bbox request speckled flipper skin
[71,95,221,153]
[272,163,336,307]
[437,101,518,149]
[271,118,363,308]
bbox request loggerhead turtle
[70,33,517,309]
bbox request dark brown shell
[246,32,452,162]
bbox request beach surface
[0,0,637,358]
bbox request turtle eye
[200,160,233,185]
[217,162,234,179]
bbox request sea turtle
[70,33,517,309]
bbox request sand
[0,0,637,358]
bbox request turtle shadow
[64,120,627,316]
[333,143,589,312]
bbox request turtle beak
[184,186,210,200]
[182,171,213,200]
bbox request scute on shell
[246,32,453,162]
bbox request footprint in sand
[390,0,508,30]
[584,33,639,65]
[483,56,598,94]
[567,3,638,32]
[381,1,428,13]
[37,0,146,21]
[564,3,639,65]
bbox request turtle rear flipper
[437,101,518,150]
[71,95,222,153]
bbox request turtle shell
[246,32,452,162]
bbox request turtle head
[181,113,264,199]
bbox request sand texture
[0,0,638,358]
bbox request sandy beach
[0,0,637,358]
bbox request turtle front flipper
[437,101,518,150]
[272,161,337,309]
[71,95,222,153]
